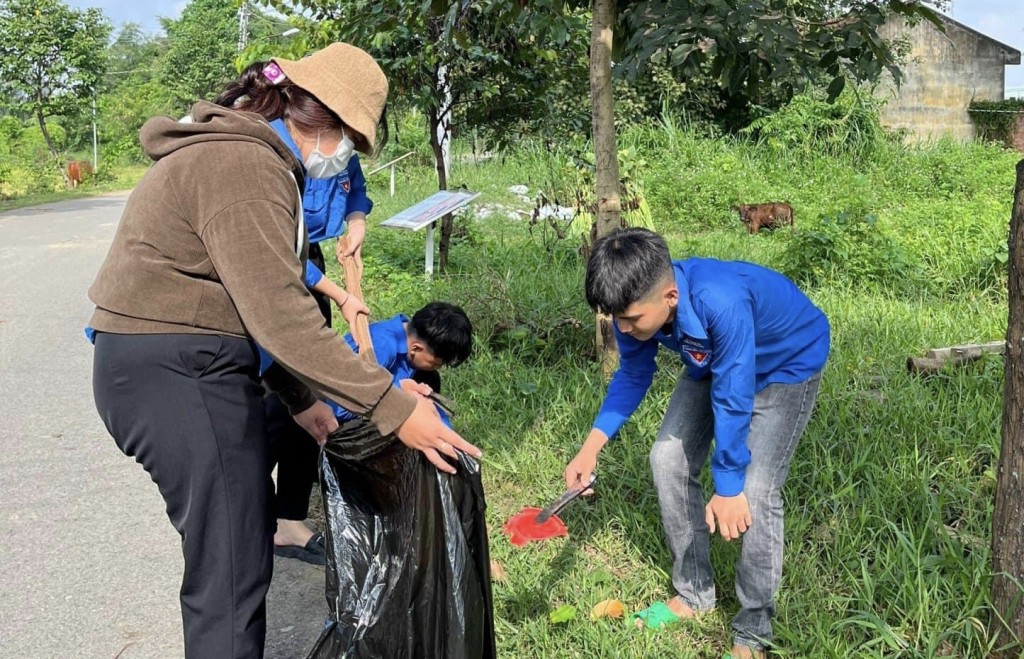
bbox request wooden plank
[908,341,1005,375]
[925,341,1005,360]
[338,235,375,365]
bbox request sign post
[380,190,480,274]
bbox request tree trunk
[992,158,1024,655]
[430,63,454,273]
[590,0,621,376]
[36,108,69,188]
[427,104,452,273]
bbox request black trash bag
[306,418,496,659]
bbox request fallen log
[906,341,1005,375]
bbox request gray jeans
[649,371,821,651]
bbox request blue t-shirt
[593,258,830,496]
[268,119,373,245]
[258,314,451,427]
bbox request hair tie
[262,62,286,85]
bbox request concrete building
[877,13,1020,141]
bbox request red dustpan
[502,474,597,546]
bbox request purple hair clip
[262,62,286,85]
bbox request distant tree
[0,0,111,185]
[158,0,282,111]
[255,0,583,271]
[104,23,167,88]
[96,23,174,162]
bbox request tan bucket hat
[272,43,388,152]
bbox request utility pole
[91,90,98,172]
[237,1,250,52]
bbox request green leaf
[549,604,577,624]
[825,75,845,103]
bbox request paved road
[0,194,324,658]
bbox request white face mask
[304,131,355,179]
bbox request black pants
[93,332,273,659]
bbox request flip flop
[274,531,326,566]
[627,600,683,629]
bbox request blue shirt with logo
[593,258,830,496]
[257,314,451,427]
[268,119,373,245]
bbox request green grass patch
[0,163,148,213]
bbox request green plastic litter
[627,600,682,629]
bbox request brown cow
[733,202,794,235]
[67,160,93,189]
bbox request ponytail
[214,62,291,121]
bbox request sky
[65,0,1024,92]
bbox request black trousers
[93,332,273,659]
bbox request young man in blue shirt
[325,301,472,425]
[265,301,472,563]
[563,228,829,659]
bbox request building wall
[878,17,1010,141]
[1013,115,1024,152]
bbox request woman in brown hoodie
[88,43,480,659]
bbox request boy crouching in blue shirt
[329,301,472,424]
[262,301,472,424]
[563,228,829,659]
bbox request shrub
[742,91,896,163]
[781,211,924,291]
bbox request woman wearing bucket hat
[88,43,480,659]
[213,48,388,564]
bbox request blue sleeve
[705,301,757,496]
[343,321,400,376]
[256,344,275,376]
[436,404,453,429]
[592,322,658,439]
[345,157,373,217]
[303,259,324,288]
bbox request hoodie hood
[140,101,305,187]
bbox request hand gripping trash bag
[306,418,496,659]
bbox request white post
[430,63,451,276]
[237,1,250,52]
[91,90,98,171]
[425,224,435,275]
[389,163,396,197]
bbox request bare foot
[665,597,700,619]
[274,518,315,547]
[731,644,766,659]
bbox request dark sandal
[274,531,326,566]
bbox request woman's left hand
[336,215,366,276]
